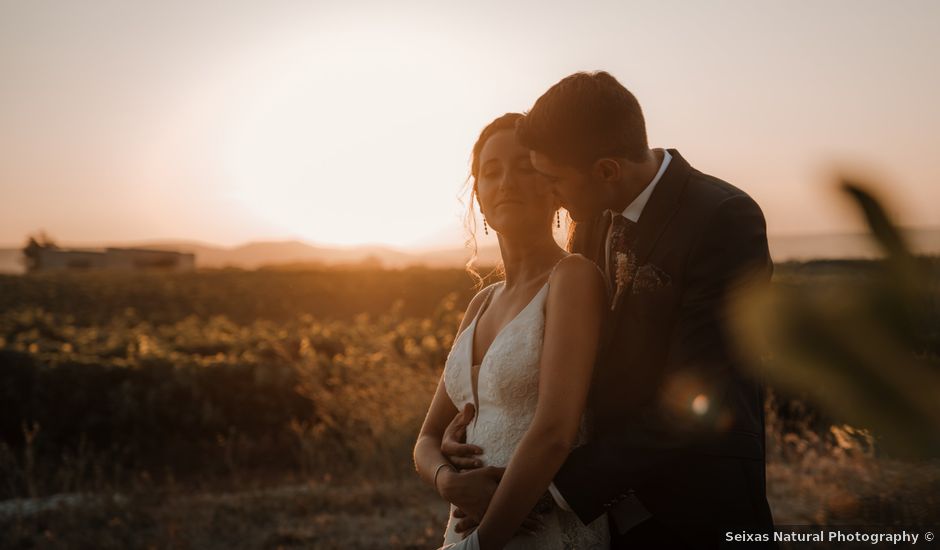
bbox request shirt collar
[608,148,672,223]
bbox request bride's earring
[556,211,561,229]
[483,218,489,236]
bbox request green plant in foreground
[732,180,940,458]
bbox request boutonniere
[611,249,638,310]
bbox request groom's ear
[591,158,622,184]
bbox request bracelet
[433,462,456,491]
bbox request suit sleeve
[551,193,773,525]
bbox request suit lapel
[611,149,691,316]
[633,149,691,263]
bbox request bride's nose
[498,168,520,193]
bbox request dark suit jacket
[554,150,776,548]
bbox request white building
[28,247,195,273]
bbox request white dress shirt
[547,148,671,522]
[603,149,672,284]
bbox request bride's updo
[463,113,524,287]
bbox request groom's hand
[452,508,545,539]
[438,465,504,524]
[442,403,484,469]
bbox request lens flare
[692,393,710,416]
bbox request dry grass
[0,478,449,549]
[3,407,937,548]
[1,265,937,547]
[764,392,940,526]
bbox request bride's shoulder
[546,254,606,307]
[549,253,605,286]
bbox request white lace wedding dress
[440,275,609,549]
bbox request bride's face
[476,130,556,238]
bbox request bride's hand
[442,403,484,469]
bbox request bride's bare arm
[475,255,606,550]
[413,287,492,495]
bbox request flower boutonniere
[611,249,638,310]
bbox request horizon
[4,222,940,253]
[3,1,939,250]
[3,223,940,274]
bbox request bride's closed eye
[481,165,535,180]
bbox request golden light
[202,14,491,249]
[692,393,710,416]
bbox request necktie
[607,214,638,293]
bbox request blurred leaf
[731,181,940,458]
[841,181,911,263]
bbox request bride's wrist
[433,462,457,498]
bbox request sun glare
[212,15,476,248]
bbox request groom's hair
[516,71,648,168]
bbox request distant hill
[130,240,418,269]
[125,239,501,269]
[0,227,936,274]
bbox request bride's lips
[495,198,525,208]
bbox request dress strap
[545,253,607,292]
[545,253,577,286]
[473,281,502,323]
[548,255,568,279]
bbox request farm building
[24,245,195,273]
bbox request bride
[413,113,610,550]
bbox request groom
[441,71,776,548]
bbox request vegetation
[0,240,936,546]
[0,272,472,499]
[734,183,940,459]
[0,267,483,326]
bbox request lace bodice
[440,268,609,549]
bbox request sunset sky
[2,0,939,250]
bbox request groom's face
[529,151,598,222]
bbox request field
[0,263,938,548]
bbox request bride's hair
[461,113,523,288]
